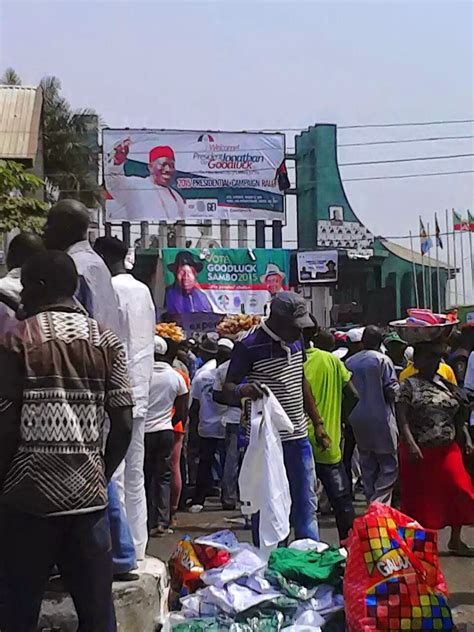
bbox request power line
[340,152,474,166]
[283,153,474,170]
[3,118,474,138]
[343,169,474,182]
[258,118,474,132]
[339,134,474,148]
[339,119,474,130]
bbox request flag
[277,161,291,191]
[453,210,469,231]
[435,214,443,249]
[468,210,474,232]
[420,218,433,255]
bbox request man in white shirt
[189,339,233,513]
[0,233,45,335]
[44,200,136,581]
[213,339,242,510]
[94,237,156,560]
[145,336,189,536]
[44,201,120,335]
[186,336,219,487]
[107,139,186,221]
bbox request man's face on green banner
[265,273,284,296]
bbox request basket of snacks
[156,322,185,343]
[216,314,261,340]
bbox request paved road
[147,498,474,629]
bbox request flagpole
[469,209,474,305]
[435,213,441,311]
[445,208,451,308]
[461,224,467,305]
[427,222,433,311]
[420,216,426,308]
[409,230,420,308]
[453,209,459,306]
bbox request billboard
[297,250,338,283]
[162,248,290,318]
[103,129,286,222]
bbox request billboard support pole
[122,222,131,248]
[158,221,167,249]
[175,221,186,248]
[272,220,283,248]
[238,221,248,247]
[220,220,230,247]
[140,221,150,249]
[256,221,266,248]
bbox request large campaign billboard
[103,129,287,222]
[162,248,290,321]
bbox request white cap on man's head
[218,338,234,351]
[347,327,365,343]
[333,347,349,360]
[154,335,168,356]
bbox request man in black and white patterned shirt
[0,251,133,632]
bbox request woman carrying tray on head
[396,339,474,556]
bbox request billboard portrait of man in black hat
[165,251,214,314]
[315,259,337,281]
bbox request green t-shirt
[304,347,351,465]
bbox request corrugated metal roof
[0,85,43,162]
[380,238,449,269]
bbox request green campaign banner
[162,248,290,316]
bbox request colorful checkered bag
[344,503,453,631]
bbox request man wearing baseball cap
[224,292,330,544]
[107,139,186,221]
[383,332,408,378]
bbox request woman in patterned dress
[396,341,474,556]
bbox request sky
[1,0,473,254]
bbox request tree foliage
[0,160,48,232]
[40,76,101,207]
[1,68,22,85]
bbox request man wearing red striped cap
[107,139,186,220]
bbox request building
[0,84,44,267]
[296,124,450,325]
[0,84,44,175]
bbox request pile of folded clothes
[163,530,346,631]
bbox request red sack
[344,503,453,632]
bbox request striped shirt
[226,324,307,441]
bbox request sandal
[447,542,474,557]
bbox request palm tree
[40,76,101,207]
[1,67,22,85]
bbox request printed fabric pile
[163,530,346,631]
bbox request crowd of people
[0,198,473,630]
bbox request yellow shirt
[399,361,457,385]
